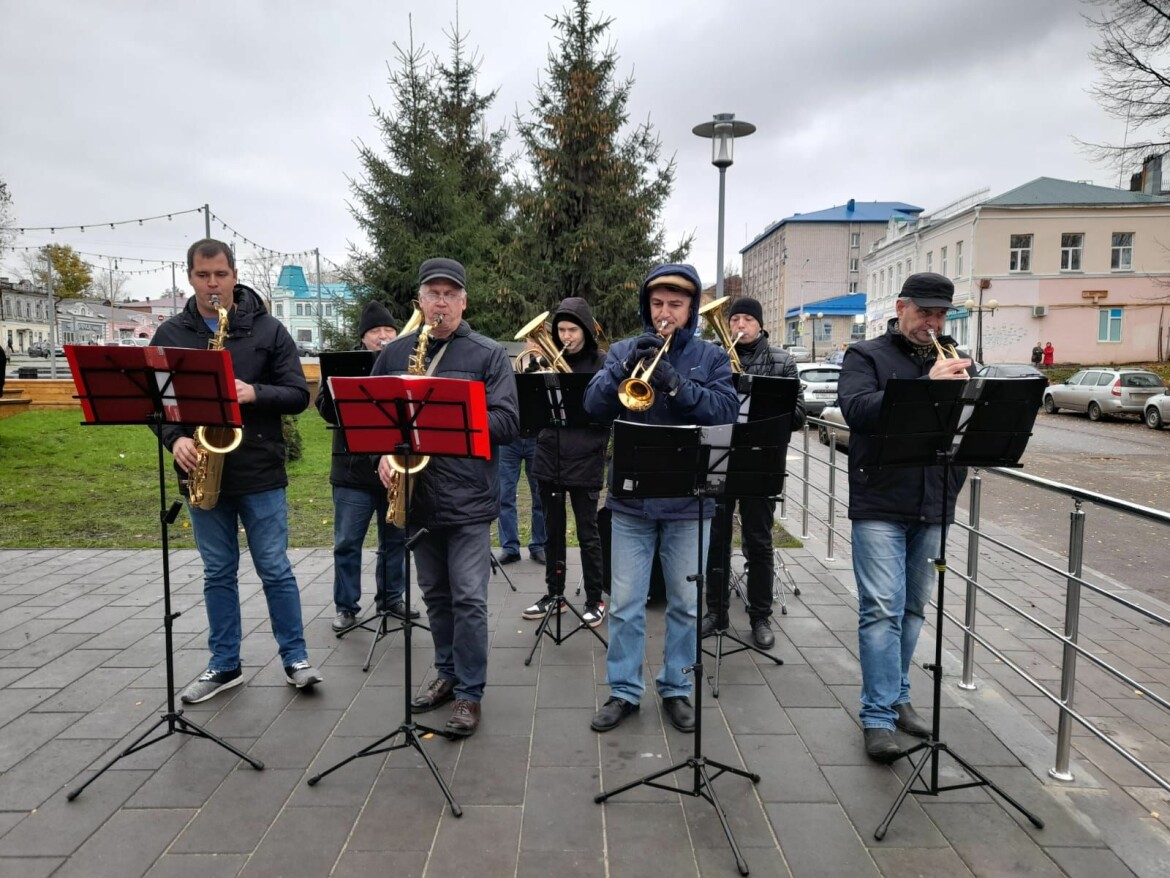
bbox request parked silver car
[1042,368,1166,421]
[796,362,841,415]
[1145,392,1170,430]
[816,404,850,449]
[784,345,812,364]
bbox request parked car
[976,363,1047,380]
[825,348,847,366]
[1042,368,1166,421]
[28,342,65,358]
[796,362,841,415]
[816,404,851,450]
[784,345,812,364]
[1144,392,1170,430]
[295,343,319,357]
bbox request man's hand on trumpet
[929,355,973,381]
[624,333,664,371]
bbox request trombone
[618,320,672,411]
[513,310,570,373]
[698,296,743,373]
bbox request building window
[1009,234,1032,272]
[1060,233,1083,271]
[956,241,964,276]
[850,232,861,248]
[1098,307,1122,342]
[296,303,304,316]
[926,251,933,273]
[895,261,902,291]
[849,257,859,272]
[850,320,865,339]
[1111,232,1133,270]
[905,258,912,277]
[297,329,312,342]
[275,303,283,317]
[325,304,332,317]
[848,281,858,293]
[941,246,948,277]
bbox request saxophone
[385,314,442,527]
[188,295,244,510]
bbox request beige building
[0,277,53,353]
[740,199,922,342]
[864,166,1170,364]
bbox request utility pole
[315,247,323,346]
[46,251,58,379]
[171,262,178,316]
[204,203,211,239]
[108,257,116,342]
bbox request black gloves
[624,333,664,372]
[649,357,681,395]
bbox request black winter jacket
[150,284,309,497]
[371,320,519,528]
[735,331,806,432]
[530,297,609,489]
[837,319,971,523]
[316,347,380,491]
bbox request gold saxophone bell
[193,424,243,454]
[513,311,571,373]
[699,296,743,373]
[618,321,672,412]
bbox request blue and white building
[268,266,355,351]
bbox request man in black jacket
[838,272,973,762]
[317,301,420,632]
[373,258,519,737]
[151,239,322,704]
[522,297,609,626]
[702,297,805,649]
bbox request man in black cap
[316,300,418,633]
[372,257,519,737]
[702,296,804,649]
[837,272,973,763]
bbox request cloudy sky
[0,0,1129,302]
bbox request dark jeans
[412,522,491,703]
[331,485,406,614]
[705,497,775,624]
[538,481,603,605]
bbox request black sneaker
[581,601,606,628]
[180,666,244,704]
[522,595,564,620]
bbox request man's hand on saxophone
[376,455,395,489]
[235,379,256,404]
[171,436,200,473]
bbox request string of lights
[208,211,317,262]
[1,206,206,234]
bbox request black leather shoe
[864,728,904,763]
[386,599,421,620]
[894,702,931,738]
[751,619,776,650]
[496,551,521,565]
[662,695,695,733]
[411,678,456,713]
[700,612,726,638]
[445,699,481,737]
[590,697,639,732]
[529,548,546,564]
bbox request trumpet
[618,320,672,411]
[926,328,961,360]
[698,296,743,373]
[513,310,570,373]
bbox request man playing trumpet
[583,265,738,734]
[837,272,973,763]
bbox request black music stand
[704,374,799,696]
[595,418,785,876]
[869,376,1048,839]
[306,373,491,817]
[63,345,264,801]
[515,371,609,665]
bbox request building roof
[742,200,923,253]
[784,292,866,320]
[274,265,353,300]
[983,176,1170,206]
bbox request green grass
[0,409,800,549]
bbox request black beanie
[727,297,763,324]
[358,301,396,337]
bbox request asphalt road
[962,410,1170,606]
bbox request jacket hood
[639,263,702,336]
[551,296,598,348]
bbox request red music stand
[62,344,263,802]
[307,374,490,817]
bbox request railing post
[826,438,837,561]
[1049,498,1085,782]
[801,425,811,539]
[959,469,982,690]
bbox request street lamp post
[964,282,999,365]
[693,113,756,299]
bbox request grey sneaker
[284,660,323,690]
[332,610,358,632]
[180,666,244,704]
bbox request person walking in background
[1042,341,1054,368]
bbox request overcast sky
[0,0,1128,302]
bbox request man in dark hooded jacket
[151,238,321,705]
[583,264,738,734]
[522,297,609,626]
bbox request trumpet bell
[617,377,654,412]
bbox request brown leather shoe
[411,677,456,713]
[445,699,481,737]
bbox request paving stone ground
[0,513,1168,877]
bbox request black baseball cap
[899,272,956,309]
[418,257,466,289]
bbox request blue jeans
[412,523,491,703]
[187,488,309,672]
[852,519,940,730]
[497,438,546,555]
[606,511,710,704]
[331,485,406,614]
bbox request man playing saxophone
[151,238,322,704]
[373,257,519,738]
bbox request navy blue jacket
[151,284,309,497]
[371,320,519,528]
[584,264,738,520]
[838,319,971,523]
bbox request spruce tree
[513,0,689,338]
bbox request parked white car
[1144,392,1170,430]
[795,362,841,416]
